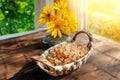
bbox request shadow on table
[8,61,65,80]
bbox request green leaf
[0,10,5,21]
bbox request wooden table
[0,32,120,80]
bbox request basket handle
[31,56,54,71]
[72,30,93,50]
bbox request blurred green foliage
[0,0,34,36]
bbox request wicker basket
[31,30,93,76]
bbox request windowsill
[0,28,47,41]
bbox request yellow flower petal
[54,0,67,11]
[38,19,46,25]
[53,29,57,38]
[57,29,62,38]
[47,29,52,33]
[38,5,53,25]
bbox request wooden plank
[0,56,7,80]
[0,31,46,46]
[0,31,48,79]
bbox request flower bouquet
[38,0,78,45]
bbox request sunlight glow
[88,0,120,42]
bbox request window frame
[0,0,87,40]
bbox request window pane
[88,0,120,42]
[0,0,34,36]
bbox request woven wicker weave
[31,30,93,76]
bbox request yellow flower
[67,13,78,33]
[54,0,67,11]
[58,11,78,35]
[47,16,66,38]
[38,5,53,25]
[38,0,78,39]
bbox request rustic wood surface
[0,32,120,80]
